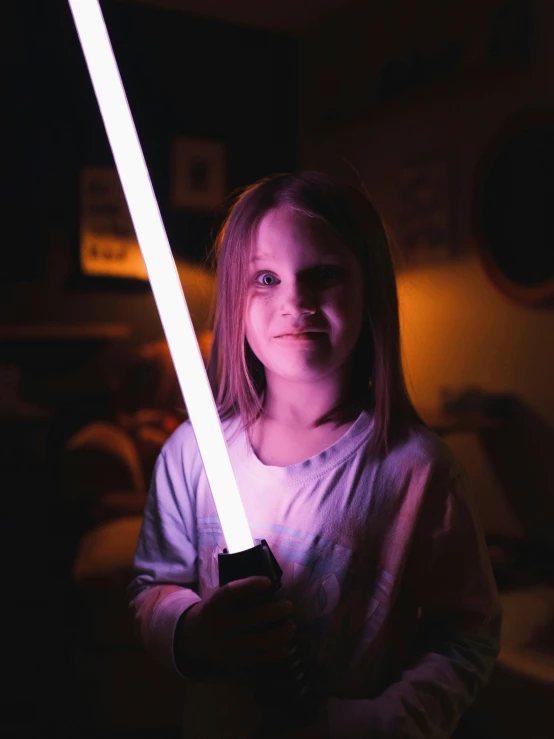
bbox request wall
[3,0,298,405]
[3,0,299,322]
[299,0,554,537]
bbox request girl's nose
[280,280,317,317]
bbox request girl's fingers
[225,597,295,642]
[220,614,297,665]
[216,576,272,605]
[201,579,297,667]
[235,598,294,631]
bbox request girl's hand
[177,576,297,669]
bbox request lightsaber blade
[67,0,253,554]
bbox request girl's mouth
[276,332,325,340]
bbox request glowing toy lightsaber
[69,4,317,725]
[67,0,253,554]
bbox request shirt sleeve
[326,462,502,738]
[128,444,202,676]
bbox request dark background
[3,2,298,737]
[4,0,297,280]
[2,1,554,737]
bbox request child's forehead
[251,206,346,260]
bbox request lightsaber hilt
[218,539,319,735]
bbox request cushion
[73,515,143,590]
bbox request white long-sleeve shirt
[129,411,501,738]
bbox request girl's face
[245,206,364,388]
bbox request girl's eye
[255,272,279,286]
[312,265,343,285]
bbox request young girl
[129,172,501,738]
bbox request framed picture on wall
[79,166,148,281]
[170,137,227,212]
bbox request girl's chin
[267,362,336,384]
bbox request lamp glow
[67,0,253,554]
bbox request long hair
[207,171,422,457]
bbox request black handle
[218,539,320,734]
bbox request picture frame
[170,137,227,212]
[79,166,148,281]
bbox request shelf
[0,323,132,341]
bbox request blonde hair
[207,171,422,457]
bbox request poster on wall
[80,166,148,280]
[170,137,227,211]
